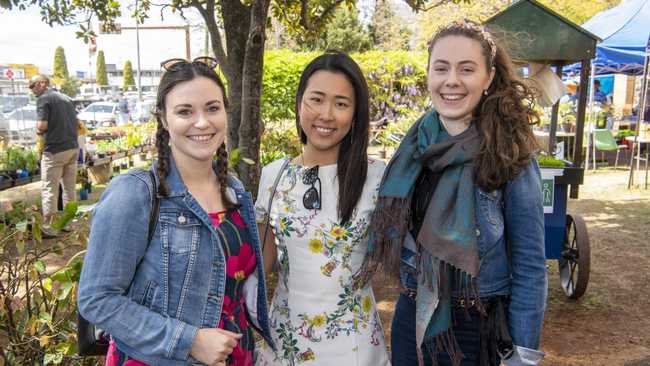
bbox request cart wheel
[558,214,590,299]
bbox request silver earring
[483,90,488,96]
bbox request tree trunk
[237,0,271,194]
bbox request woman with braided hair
[359,20,547,366]
[78,57,274,366]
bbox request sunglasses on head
[302,165,321,210]
[160,56,219,72]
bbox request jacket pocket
[159,210,201,255]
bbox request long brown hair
[154,61,237,208]
[429,22,539,191]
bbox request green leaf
[241,157,255,165]
[35,260,46,274]
[51,202,78,231]
[15,221,28,232]
[43,352,63,365]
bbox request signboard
[542,178,554,213]
[540,168,564,214]
[0,67,25,80]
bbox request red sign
[4,69,14,80]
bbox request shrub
[0,202,99,365]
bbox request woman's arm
[503,159,547,365]
[77,173,198,362]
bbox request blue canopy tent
[581,0,650,75]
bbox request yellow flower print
[362,296,373,313]
[310,314,326,327]
[330,225,348,240]
[279,218,287,232]
[308,239,324,254]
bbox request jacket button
[476,229,481,236]
[178,215,187,224]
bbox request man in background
[29,75,79,236]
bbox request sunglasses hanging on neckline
[302,165,321,210]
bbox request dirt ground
[373,168,650,366]
[3,167,649,365]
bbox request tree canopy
[95,50,108,86]
[52,46,68,79]
[122,60,135,90]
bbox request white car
[0,105,38,146]
[77,102,119,128]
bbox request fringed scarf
[367,110,482,366]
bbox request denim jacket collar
[152,157,245,200]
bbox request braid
[155,121,171,197]
[216,143,236,208]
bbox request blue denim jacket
[401,159,547,365]
[78,160,275,365]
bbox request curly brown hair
[429,22,540,191]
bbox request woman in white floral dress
[255,52,390,366]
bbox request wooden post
[571,59,591,198]
[549,63,564,156]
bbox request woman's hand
[190,328,242,365]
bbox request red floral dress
[105,208,256,366]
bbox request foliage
[369,0,414,51]
[53,46,69,80]
[60,77,80,98]
[296,6,372,53]
[0,146,40,173]
[259,120,302,166]
[415,0,622,50]
[0,202,97,365]
[122,60,135,91]
[538,154,566,168]
[95,51,108,87]
[262,50,429,124]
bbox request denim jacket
[401,159,547,365]
[78,159,275,365]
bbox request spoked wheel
[558,214,590,299]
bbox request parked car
[77,102,119,128]
[1,95,31,115]
[0,105,38,147]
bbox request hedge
[261,50,430,124]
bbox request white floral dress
[255,158,390,366]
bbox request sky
[0,2,207,75]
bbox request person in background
[593,79,608,105]
[30,74,79,237]
[118,94,130,125]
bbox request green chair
[592,129,628,169]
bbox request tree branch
[190,0,230,76]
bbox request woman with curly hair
[359,20,547,366]
[78,57,274,366]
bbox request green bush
[262,50,429,124]
[260,120,301,166]
[0,202,98,365]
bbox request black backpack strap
[147,170,160,243]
